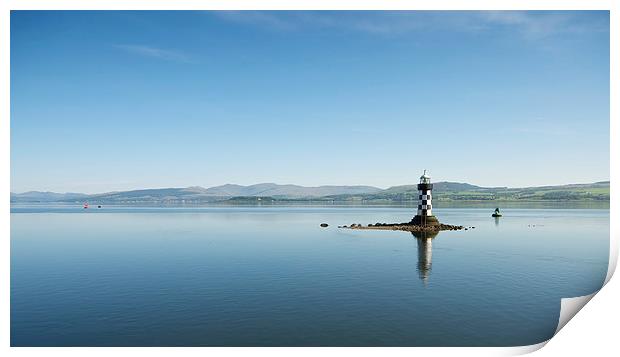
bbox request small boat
[492,207,502,217]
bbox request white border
[2,1,617,356]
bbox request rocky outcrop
[340,222,464,232]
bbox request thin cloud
[114,44,195,63]
[210,10,607,39]
[479,11,572,38]
[213,11,435,33]
[215,11,296,31]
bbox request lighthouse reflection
[411,231,439,285]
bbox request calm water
[11,206,609,346]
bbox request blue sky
[11,11,609,193]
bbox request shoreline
[10,200,610,207]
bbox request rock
[320,223,329,227]
[336,220,466,233]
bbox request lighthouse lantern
[420,170,431,184]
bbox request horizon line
[10,179,611,196]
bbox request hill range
[10,181,610,204]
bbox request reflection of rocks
[411,230,439,239]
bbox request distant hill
[10,181,609,204]
[84,187,216,204]
[10,191,89,202]
[383,182,484,194]
[10,184,382,204]
[323,181,609,202]
[204,183,382,198]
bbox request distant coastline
[10,181,610,205]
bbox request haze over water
[11,205,609,346]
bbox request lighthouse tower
[411,170,440,226]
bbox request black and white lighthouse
[411,170,440,226]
